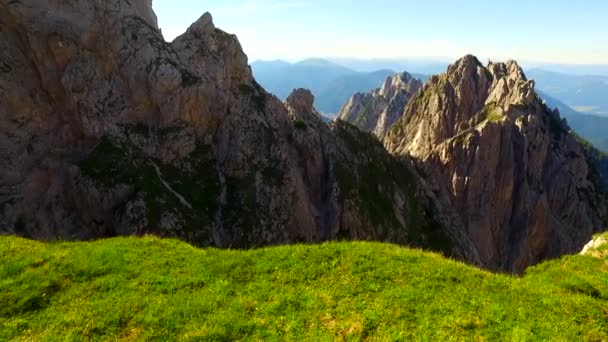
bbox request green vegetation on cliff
[1,235,607,340]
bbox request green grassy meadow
[1,235,607,341]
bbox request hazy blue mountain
[251,58,356,99]
[537,90,581,118]
[528,69,608,116]
[248,60,291,76]
[538,91,608,151]
[328,58,449,75]
[566,114,608,152]
[524,63,608,77]
[314,69,394,114]
[251,58,430,115]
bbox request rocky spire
[186,12,215,38]
[337,72,423,139]
[385,55,608,272]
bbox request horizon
[153,0,608,67]
[246,57,608,77]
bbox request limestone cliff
[0,0,475,260]
[385,55,608,272]
[338,72,422,139]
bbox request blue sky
[153,0,608,64]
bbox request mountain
[338,72,423,139]
[251,60,429,115]
[524,63,608,76]
[328,57,449,74]
[385,56,608,272]
[314,69,395,114]
[527,69,608,116]
[1,0,607,273]
[0,0,474,261]
[251,59,356,100]
[2,234,608,340]
[538,91,608,152]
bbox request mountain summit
[338,72,423,138]
[385,55,608,271]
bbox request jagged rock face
[338,72,422,139]
[0,0,275,243]
[0,0,476,260]
[385,55,608,272]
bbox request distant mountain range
[251,59,355,102]
[527,69,608,116]
[251,59,427,114]
[326,58,449,75]
[252,58,608,152]
[538,91,608,151]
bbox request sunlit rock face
[338,72,423,139]
[385,55,608,272]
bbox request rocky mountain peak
[486,61,537,116]
[385,54,608,272]
[338,72,422,139]
[447,54,484,74]
[286,88,316,119]
[379,72,416,98]
[488,60,527,81]
[185,12,215,39]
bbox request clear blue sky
[153,0,608,64]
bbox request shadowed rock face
[385,55,608,272]
[338,72,423,139]
[0,0,477,261]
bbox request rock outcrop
[580,234,607,257]
[338,72,422,139]
[385,55,608,272]
[0,0,477,260]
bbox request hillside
[539,91,608,152]
[527,69,608,116]
[1,236,608,340]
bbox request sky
[153,0,608,65]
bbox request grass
[484,103,504,123]
[1,235,608,341]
